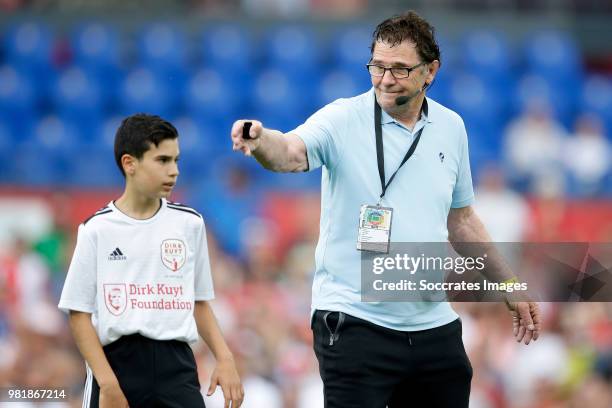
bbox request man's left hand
[505,301,541,345]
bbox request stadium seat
[184,67,242,125]
[262,25,320,80]
[200,24,254,75]
[329,26,372,71]
[68,145,122,187]
[137,22,188,81]
[3,21,53,72]
[0,64,39,135]
[70,22,123,101]
[317,68,363,107]
[426,69,451,106]
[98,115,123,149]
[581,75,612,137]
[523,30,582,84]
[50,65,104,136]
[12,145,70,186]
[448,73,504,130]
[250,68,308,131]
[71,22,121,69]
[176,117,227,183]
[118,67,175,118]
[0,120,11,145]
[436,33,459,72]
[513,74,575,127]
[25,115,79,150]
[461,30,514,90]
[0,122,14,180]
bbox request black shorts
[312,310,473,408]
[83,334,205,408]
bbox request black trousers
[85,334,205,408]
[312,310,472,408]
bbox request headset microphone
[394,82,430,106]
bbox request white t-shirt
[58,199,215,346]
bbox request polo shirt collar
[376,92,433,126]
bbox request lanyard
[374,98,425,203]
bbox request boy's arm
[69,311,128,408]
[194,301,244,408]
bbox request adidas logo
[108,248,127,261]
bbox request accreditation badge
[357,204,393,253]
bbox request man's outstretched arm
[230,119,308,172]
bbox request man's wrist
[502,276,519,285]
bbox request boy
[58,114,243,408]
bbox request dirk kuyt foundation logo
[161,239,186,272]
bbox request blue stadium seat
[118,67,175,118]
[98,115,123,149]
[317,68,363,107]
[461,30,514,90]
[136,22,188,81]
[448,73,505,132]
[0,121,14,180]
[68,145,122,187]
[3,21,53,72]
[184,67,242,126]
[70,22,123,101]
[513,74,575,127]
[11,145,70,186]
[71,22,121,69]
[523,31,582,84]
[329,26,372,72]
[262,25,320,80]
[200,24,254,75]
[426,69,452,106]
[0,121,12,147]
[436,33,459,72]
[581,75,612,137]
[0,64,38,135]
[50,65,104,136]
[250,68,308,131]
[25,115,79,150]
[176,117,229,184]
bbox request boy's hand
[207,357,244,408]
[99,382,129,408]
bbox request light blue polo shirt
[291,88,475,331]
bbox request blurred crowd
[0,159,611,407]
[0,2,611,407]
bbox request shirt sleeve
[58,224,97,314]
[194,219,215,301]
[451,117,475,208]
[290,99,347,171]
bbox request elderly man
[230,11,540,408]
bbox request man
[231,12,540,408]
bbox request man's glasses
[366,62,427,79]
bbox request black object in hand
[242,121,253,140]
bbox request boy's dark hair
[114,113,179,177]
[370,11,441,65]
